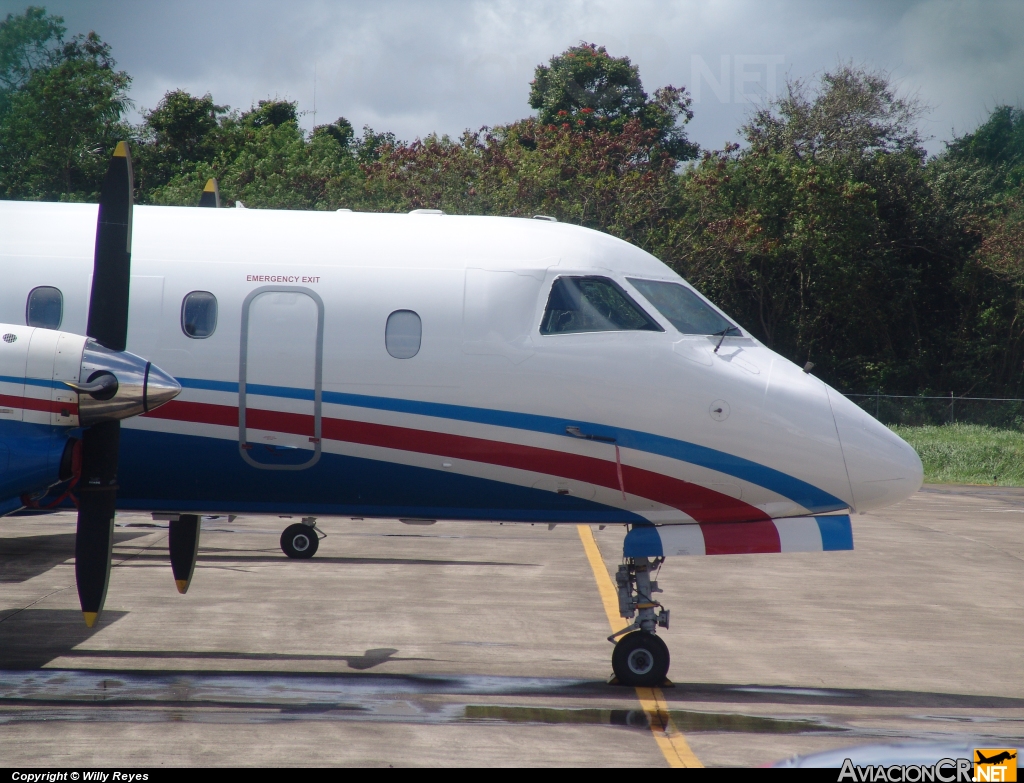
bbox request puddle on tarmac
[0,670,841,732]
[0,701,839,732]
[462,705,836,733]
[0,669,587,703]
[732,687,853,699]
[0,706,396,725]
[914,715,1024,724]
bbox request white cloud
[12,0,1024,153]
[896,0,1024,142]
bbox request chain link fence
[846,393,1024,430]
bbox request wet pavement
[0,486,1022,766]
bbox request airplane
[976,752,1017,765]
[0,145,923,686]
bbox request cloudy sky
[8,0,1024,154]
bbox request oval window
[181,291,218,338]
[385,310,421,359]
[26,286,63,330]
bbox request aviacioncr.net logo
[839,757,973,782]
[974,749,1017,782]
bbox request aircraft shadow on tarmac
[0,608,433,671]
[57,647,436,670]
[0,608,128,669]
[0,531,152,583]
[111,551,538,568]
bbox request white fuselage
[0,201,922,525]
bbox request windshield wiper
[712,326,740,353]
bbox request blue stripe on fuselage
[0,375,61,389]
[116,428,648,522]
[177,376,846,513]
[816,515,854,551]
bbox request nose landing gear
[613,631,670,686]
[611,556,671,686]
[280,517,322,559]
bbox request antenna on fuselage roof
[198,178,220,208]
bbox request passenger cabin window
[385,310,421,358]
[540,276,662,335]
[181,291,218,338]
[26,286,63,329]
[627,278,736,335]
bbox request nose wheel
[280,518,321,559]
[612,631,670,686]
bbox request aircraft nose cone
[144,363,181,412]
[826,388,923,512]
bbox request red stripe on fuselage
[699,520,782,554]
[144,399,771,524]
[146,399,237,427]
[0,393,78,415]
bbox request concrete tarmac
[0,485,1022,767]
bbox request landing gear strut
[280,517,321,559]
[610,556,671,686]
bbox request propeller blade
[76,142,134,626]
[198,178,220,208]
[87,141,133,352]
[168,514,202,593]
[75,420,120,626]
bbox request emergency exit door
[239,286,324,470]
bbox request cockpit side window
[627,278,737,335]
[26,286,63,330]
[540,276,663,335]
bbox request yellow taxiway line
[577,524,704,768]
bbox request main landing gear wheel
[612,631,670,687]
[281,523,319,559]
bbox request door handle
[565,426,616,443]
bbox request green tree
[0,6,64,96]
[0,29,131,200]
[312,116,354,148]
[242,98,297,128]
[528,42,698,160]
[946,105,1024,190]
[4,11,1024,398]
[353,124,399,164]
[146,98,366,210]
[133,89,227,194]
[744,65,924,164]
[362,117,679,239]
[664,66,998,395]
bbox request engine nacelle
[0,324,180,514]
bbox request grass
[892,423,1024,485]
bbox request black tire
[281,523,319,559]
[612,631,670,687]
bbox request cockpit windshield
[627,278,737,336]
[540,276,663,335]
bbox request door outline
[239,285,324,471]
